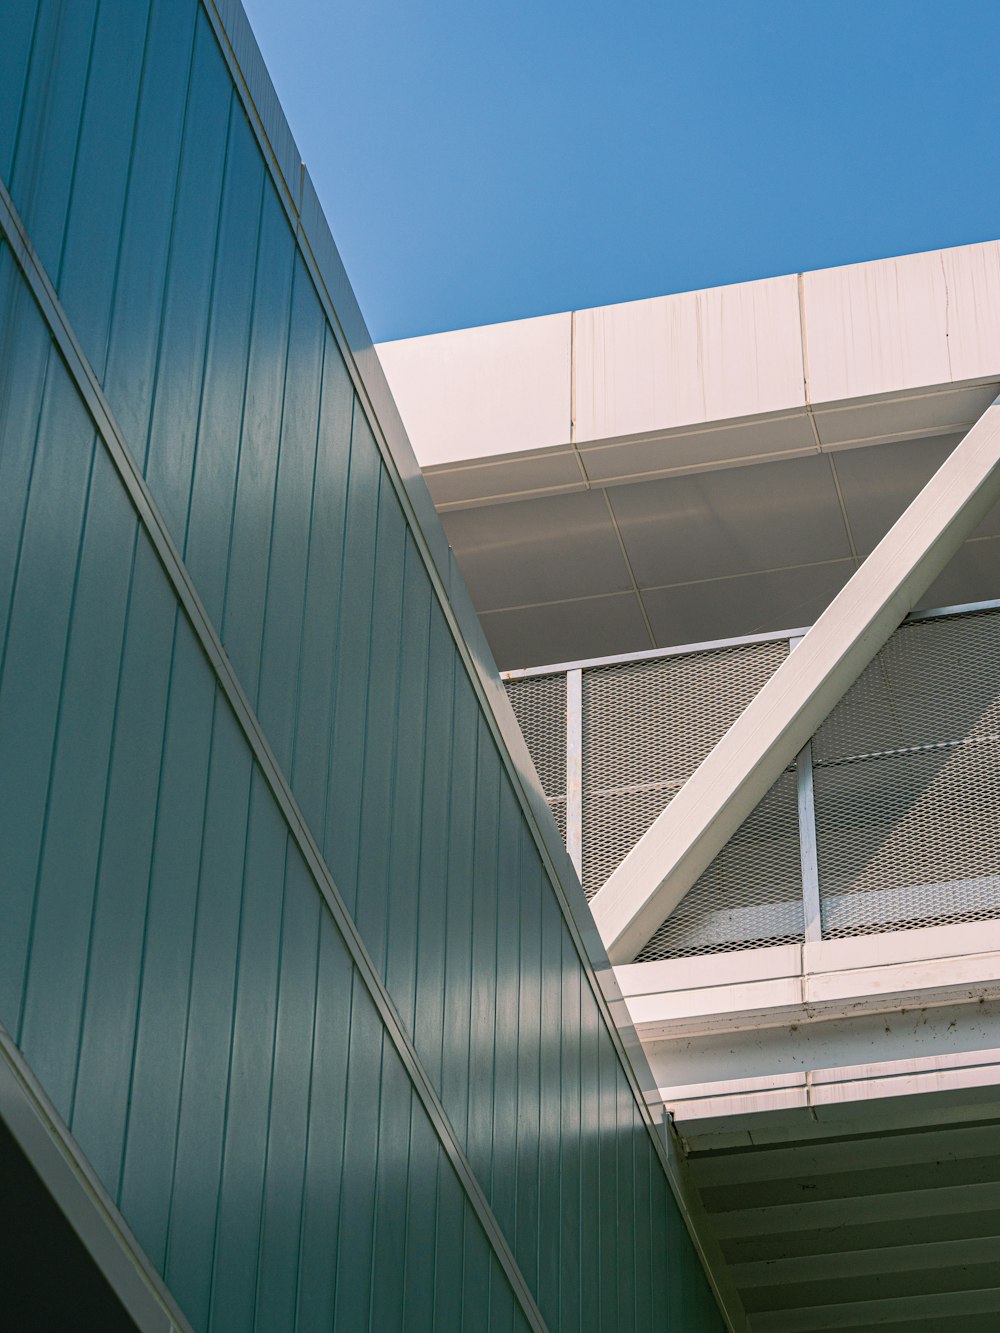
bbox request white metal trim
[796,742,822,945]
[565,669,582,877]
[500,626,804,680]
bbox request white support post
[591,402,1000,964]
[797,741,822,945]
[566,669,583,879]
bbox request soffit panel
[424,449,583,507]
[440,435,999,667]
[833,434,1000,555]
[480,593,651,672]
[918,535,1000,611]
[639,562,855,653]
[831,433,960,554]
[608,453,852,589]
[440,487,632,613]
[682,1099,1000,1333]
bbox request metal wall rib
[0,3,727,1332]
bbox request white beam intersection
[591,402,1000,963]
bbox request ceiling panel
[641,561,854,649]
[831,434,958,555]
[832,434,1000,556]
[918,537,1000,612]
[610,454,851,589]
[441,488,632,613]
[481,592,651,670]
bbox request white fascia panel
[806,917,1000,974]
[573,274,805,445]
[942,241,1000,382]
[803,248,951,403]
[591,403,1000,964]
[376,312,572,467]
[803,240,1000,404]
[615,943,802,999]
[663,1049,1000,1124]
[617,921,1000,1042]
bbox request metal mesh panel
[504,673,566,800]
[636,770,803,961]
[583,641,788,791]
[815,608,1000,937]
[813,610,1000,763]
[581,784,677,899]
[580,640,787,900]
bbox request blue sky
[242,0,1000,343]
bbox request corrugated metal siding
[0,3,725,1331]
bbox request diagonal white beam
[591,400,1000,964]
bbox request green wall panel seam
[0,173,550,1333]
[66,519,143,1127]
[48,1,101,293]
[15,431,99,1047]
[113,601,182,1211]
[190,27,739,1322]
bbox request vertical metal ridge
[66,509,143,1129]
[0,177,550,1333]
[97,0,156,382]
[203,760,258,1318]
[16,424,100,1047]
[217,167,269,641]
[134,11,200,477]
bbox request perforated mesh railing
[813,607,1000,937]
[580,642,788,907]
[505,672,567,835]
[502,602,1000,962]
[635,769,802,961]
[506,638,797,960]
[581,643,788,793]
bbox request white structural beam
[590,401,1000,964]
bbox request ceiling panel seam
[601,489,657,648]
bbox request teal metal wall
[0,3,728,1329]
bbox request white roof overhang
[377,241,1000,671]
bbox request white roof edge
[377,238,1000,472]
